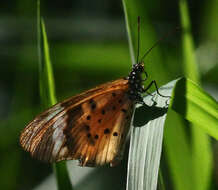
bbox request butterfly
[20,62,163,166]
[19,17,169,167]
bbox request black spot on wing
[113,132,118,136]
[89,99,94,104]
[101,109,105,115]
[91,104,96,110]
[104,128,110,134]
[87,133,95,145]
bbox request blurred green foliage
[0,0,217,190]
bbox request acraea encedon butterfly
[20,17,169,167]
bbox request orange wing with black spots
[20,78,134,167]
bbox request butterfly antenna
[140,26,180,61]
[136,16,141,64]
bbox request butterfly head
[128,62,145,80]
[132,62,144,73]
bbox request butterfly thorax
[126,62,144,102]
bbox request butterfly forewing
[20,79,134,167]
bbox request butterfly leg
[141,72,158,96]
[144,89,154,97]
[149,86,170,107]
[142,71,148,82]
[142,80,171,98]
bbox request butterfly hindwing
[20,79,134,167]
[67,90,133,166]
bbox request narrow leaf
[179,1,213,189]
[37,1,72,190]
[179,0,200,82]
[164,110,193,190]
[163,2,214,190]
[170,77,218,139]
[127,80,177,190]
[122,0,136,65]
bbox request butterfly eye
[138,63,144,72]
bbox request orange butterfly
[20,62,164,167]
[20,17,167,167]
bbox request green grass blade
[201,0,218,42]
[170,78,218,139]
[37,0,56,107]
[179,0,200,82]
[191,127,212,190]
[53,162,73,190]
[164,110,193,190]
[122,0,136,65]
[179,1,213,190]
[39,19,57,106]
[165,78,216,190]
[37,1,72,189]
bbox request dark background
[0,0,217,190]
